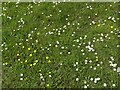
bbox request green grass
[2,2,120,88]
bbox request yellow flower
[28,36,30,38]
[19,43,22,45]
[39,69,41,72]
[46,84,50,87]
[98,24,101,27]
[29,54,32,57]
[49,72,51,74]
[110,26,113,28]
[30,64,32,67]
[34,50,37,53]
[20,61,23,63]
[28,48,31,50]
[33,63,36,66]
[25,60,28,63]
[48,60,51,63]
[22,46,25,48]
[96,59,99,61]
[17,54,19,56]
[5,62,8,65]
[46,56,49,59]
[96,56,98,58]
[35,60,38,63]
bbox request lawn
[2,2,120,88]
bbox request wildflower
[28,48,31,50]
[76,78,79,81]
[48,60,51,63]
[33,63,36,66]
[20,78,23,80]
[17,54,19,56]
[30,64,32,67]
[34,50,37,53]
[19,43,22,45]
[112,84,116,87]
[103,83,107,87]
[25,60,27,62]
[20,61,23,63]
[22,46,24,48]
[46,84,50,87]
[49,75,52,77]
[35,60,38,63]
[46,56,49,59]
[20,74,23,76]
[29,54,32,57]
[5,62,8,65]
[98,24,101,26]
[110,26,113,28]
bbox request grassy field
[2,2,120,88]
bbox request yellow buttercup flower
[110,26,113,28]
[34,50,37,53]
[49,72,51,74]
[96,58,99,61]
[5,62,8,65]
[30,64,32,67]
[29,54,32,57]
[17,54,19,56]
[25,60,28,63]
[96,56,98,58]
[48,60,51,63]
[46,84,50,87]
[46,56,49,59]
[98,24,101,27]
[22,46,25,48]
[28,48,31,50]
[35,60,38,63]
[19,43,22,45]
[28,36,30,38]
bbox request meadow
[2,2,120,88]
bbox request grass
[2,2,120,88]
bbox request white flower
[76,68,78,71]
[60,52,62,54]
[94,80,97,83]
[74,64,76,67]
[59,10,61,12]
[20,74,23,76]
[40,76,43,79]
[67,22,70,25]
[93,67,96,70]
[95,77,100,81]
[117,67,120,73]
[108,16,111,19]
[117,45,120,47]
[76,62,78,65]
[68,52,71,54]
[20,78,23,80]
[103,83,107,87]
[56,41,59,44]
[84,85,87,88]
[61,46,64,49]
[49,44,52,46]
[90,78,93,81]
[80,37,82,40]
[112,84,116,87]
[76,39,79,42]
[76,78,79,81]
[112,63,117,67]
[49,75,52,77]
